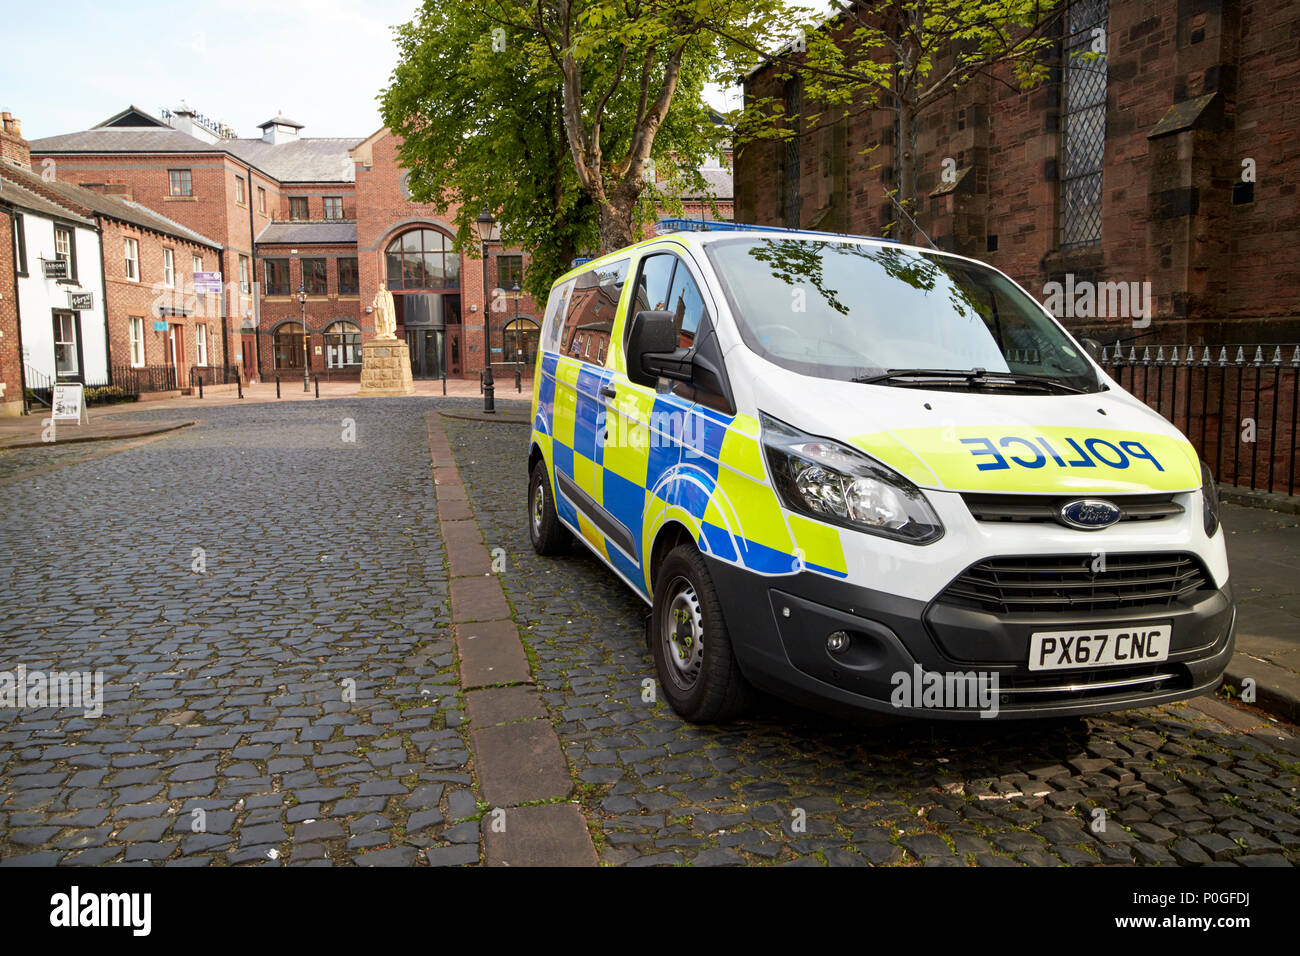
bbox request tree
[715,1,1066,243]
[381,2,597,300]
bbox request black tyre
[651,544,754,722]
[528,460,572,555]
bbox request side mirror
[1080,337,1103,362]
[626,310,683,387]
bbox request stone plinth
[359,336,415,396]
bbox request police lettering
[960,436,1165,472]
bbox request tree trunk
[598,192,640,253]
[896,102,917,246]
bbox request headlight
[1201,460,1220,538]
[761,412,943,544]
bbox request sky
[1,0,426,141]
[0,0,760,143]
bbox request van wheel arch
[649,521,695,597]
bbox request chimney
[83,181,134,202]
[0,112,30,169]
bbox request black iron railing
[189,365,240,388]
[113,365,177,394]
[1101,344,1300,496]
[22,364,54,412]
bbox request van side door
[546,259,636,565]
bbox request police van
[525,221,1233,722]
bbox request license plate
[1028,625,1170,671]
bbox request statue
[372,288,397,339]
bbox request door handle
[600,384,617,399]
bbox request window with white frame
[55,224,76,279]
[196,323,208,366]
[124,237,140,281]
[192,254,203,276]
[163,248,175,287]
[129,316,145,367]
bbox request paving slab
[450,575,511,622]
[483,803,597,867]
[456,621,533,688]
[466,686,548,726]
[471,722,573,806]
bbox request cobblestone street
[445,415,1300,868]
[1,400,475,866]
[0,399,1297,866]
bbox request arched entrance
[384,227,461,378]
[323,321,362,370]
[502,316,541,371]
[272,320,309,371]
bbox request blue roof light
[654,218,897,243]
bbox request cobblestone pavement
[3,399,1298,868]
[445,416,1300,867]
[0,399,481,866]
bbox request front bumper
[705,556,1236,720]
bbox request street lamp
[474,207,499,413]
[297,285,309,392]
[512,282,522,393]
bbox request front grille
[938,552,1211,615]
[962,492,1183,525]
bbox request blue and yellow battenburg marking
[533,352,849,599]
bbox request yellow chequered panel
[602,389,655,489]
[787,514,847,576]
[575,511,609,561]
[573,453,602,507]
[551,359,581,449]
[712,458,790,554]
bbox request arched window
[385,229,460,290]
[502,317,541,368]
[273,321,308,370]
[324,321,361,368]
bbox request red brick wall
[0,207,22,415]
[277,184,356,222]
[736,0,1300,344]
[99,217,226,382]
[251,241,363,379]
[353,130,540,376]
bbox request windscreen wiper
[852,368,1086,394]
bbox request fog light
[826,631,851,653]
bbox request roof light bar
[654,218,896,243]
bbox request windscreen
[705,237,1099,391]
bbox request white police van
[526,221,1233,722]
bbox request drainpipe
[94,213,112,387]
[218,247,230,372]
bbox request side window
[541,278,575,352]
[558,258,628,366]
[665,264,705,346]
[633,253,677,314]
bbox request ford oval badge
[1058,499,1122,530]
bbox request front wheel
[651,545,754,723]
[528,460,571,555]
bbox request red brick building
[736,0,1300,346]
[3,114,228,407]
[30,106,552,383]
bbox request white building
[4,175,109,388]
